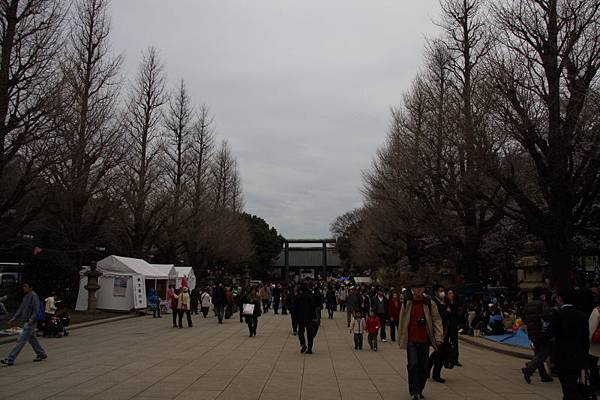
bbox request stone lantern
[516,242,548,301]
[84,261,103,312]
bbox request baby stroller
[45,308,70,338]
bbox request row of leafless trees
[0,0,252,270]
[333,0,600,286]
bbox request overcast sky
[110,0,441,238]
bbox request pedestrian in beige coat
[398,281,443,400]
[177,287,192,328]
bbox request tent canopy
[97,255,166,279]
[175,266,193,277]
[151,264,178,280]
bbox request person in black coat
[445,289,461,367]
[325,286,337,319]
[190,286,200,315]
[294,282,317,354]
[428,284,450,383]
[371,289,389,341]
[212,283,227,324]
[551,287,590,399]
[521,287,554,383]
[289,284,300,335]
[272,284,281,315]
[243,287,262,337]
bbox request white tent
[175,266,196,289]
[151,264,178,286]
[75,255,169,312]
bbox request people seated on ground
[489,305,507,335]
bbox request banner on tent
[132,274,146,309]
[113,277,128,297]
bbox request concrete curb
[0,314,138,345]
[460,334,533,360]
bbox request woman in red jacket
[388,291,401,342]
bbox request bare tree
[489,0,600,285]
[162,79,193,259]
[182,106,214,267]
[0,0,64,244]
[120,47,167,257]
[188,105,214,219]
[49,0,123,258]
[358,1,505,282]
[210,139,239,210]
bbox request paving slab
[0,310,563,399]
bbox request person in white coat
[200,288,212,318]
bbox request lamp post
[516,241,547,301]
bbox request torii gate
[280,238,338,281]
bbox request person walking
[551,287,590,399]
[281,283,289,315]
[200,288,212,318]
[170,286,180,328]
[190,286,200,315]
[225,287,234,319]
[272,284,281,315]
[346,288,359,328]
[237,286,247,323]
[366,309,381,351]
[388,291,401,342]
[350,310,366,350]
[290,284,300,335]
[428,284,450,383]
[372,289,388,342]
[338,285,348,312]
[445,289,461,367]
[259,285,270,313]
[312,285,324,326]
[1,283,47,366]
[243,287,262,337]
[360,290,371,315]
[177,287,192,328]
[326,286,337,319]
[213,283,227,324]
[521,287,554,384]
[398,281,443,400]
[294,283,317,354]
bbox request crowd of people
[2,278,600,400]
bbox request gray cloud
[110,0,441,237]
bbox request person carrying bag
[243,287,261,337]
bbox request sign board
[132,274,147,309]
[113,277,128,297]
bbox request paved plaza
[0,312,562,400]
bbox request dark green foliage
[242,213,284,279]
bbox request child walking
[366,309,381,351]
[349,311,366,350]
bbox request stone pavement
[0,311,562,400]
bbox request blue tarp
[484,327,531,349]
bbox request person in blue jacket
[147,288,161,318]
[1,283,47,366]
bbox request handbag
[243,303,255,316]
